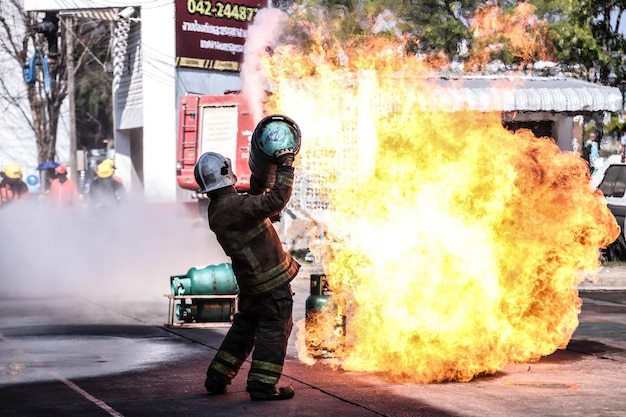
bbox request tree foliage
[279,0,626,85]
[543,0,626,84]
[72,21,113,150]
[398,0,477,56]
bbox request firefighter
[195,151,299,401]
[88,160,127,210]
[0,163,30,207]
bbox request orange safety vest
[48,178,80,209]
[0,180,30,204]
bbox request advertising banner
[175,0,268,72]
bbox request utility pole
[64,14,78,182]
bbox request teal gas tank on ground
[305,274,346,358]
[175,300,234,322]
[170,263,239,296]
[170,263,239,323]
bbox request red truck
[176,92,254,214]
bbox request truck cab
[176,92,254,215]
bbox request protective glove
[277,153,295,167]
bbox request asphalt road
[1,276,625,417]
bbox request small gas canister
[305,274,346,358]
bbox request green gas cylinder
[170,263,239,323]
[248,114,301,189]
[176,299,234,323]
[305,274,346,358]
[170,263,239,296]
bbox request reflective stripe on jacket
[208,165,300,295]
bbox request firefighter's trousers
[207,283,293,393]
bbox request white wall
[140,2,177,202]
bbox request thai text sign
[175,0,268,72]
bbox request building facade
[25,0,245,203]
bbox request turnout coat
[207,165,300,295]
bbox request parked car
[593,154,626,261]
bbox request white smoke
[0,200,229,302]
[241,7,289,122]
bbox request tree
[0,0,112,168]
[72,20,113,150]
[280,0,626,86]
[527,0,622,83]
[0,1,66,164]
[399,0,478,57]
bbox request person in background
[619,126,626,162]
[89,160,127,210]
[582,131,600,174]
[195,151,299,401]
[0,163,30,207]
[48,165,81,211]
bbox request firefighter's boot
[204,371,228,394]
[247,384,295,401]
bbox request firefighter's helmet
[3,163,22,179]
[96,161,114,178]
[194,152,236,193]
[102,159,116,169]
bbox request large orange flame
[257,8,618,383]
[468,3,554,70]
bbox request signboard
[175,0,268,72]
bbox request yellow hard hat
[102,159,116,169]
[3,163,22,179]
[96,162,114,178]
